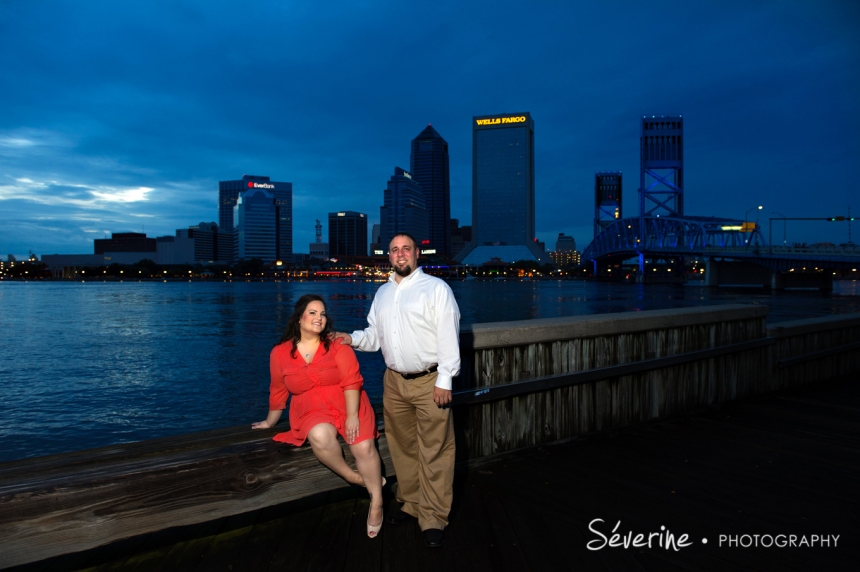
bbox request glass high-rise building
[379,167,429,251]
[410,125,451,256]
[457,112,546,265]
[328,211,368,257]
[233,189,277,262]
[219,175,292,261]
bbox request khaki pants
[383,368,455,531]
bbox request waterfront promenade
[7,375,856,572]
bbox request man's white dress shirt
[350,268,461,390]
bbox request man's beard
[394,264,413,277]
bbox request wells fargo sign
[475,115,527,126]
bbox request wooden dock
[7,375,857,572]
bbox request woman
[252,294,384,538]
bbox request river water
[1,278,858,463]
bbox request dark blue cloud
[1,0,858,257]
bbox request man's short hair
[390,232,418,250]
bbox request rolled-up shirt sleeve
[268,345,290,410]
[334,343,364,391]
[434,282,461,391]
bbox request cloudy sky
[1,0,858,259]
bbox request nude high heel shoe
[366,477,385,538]
[367,512,383,538]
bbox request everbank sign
[248,182,275,189]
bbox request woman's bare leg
[306,423,363,486]
[349,439,384,529]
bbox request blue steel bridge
[581,215,860,287]
[583,115,859,287]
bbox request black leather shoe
[424,528,444,547]
[386,505,416,525]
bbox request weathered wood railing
[2,304,858,569]
[768,313,860,387]
[452,304,771,459]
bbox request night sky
[1,0,858,259]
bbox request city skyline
[1,1,858,259]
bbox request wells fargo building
[458,112,544,264]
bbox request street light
[745,205,763,224]
[744,205,763,245]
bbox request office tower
[369,223,382,255]
[328,211,368,257]
[555,233,576,252]
[219,174,292,261]
[549,233,580,267]
[233,189,277,262]
[379,167,429,250]
[456,112,545,265]
[410,124,451,256]
[176,222,230,262]
[595,172,622,238]
[450,219,472,258]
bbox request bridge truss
[583,216,766,263]
[583,215,860,274]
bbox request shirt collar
[389,266,424,286]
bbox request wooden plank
[192,509,261,572]
[140,518,225,572]
[264,491,330,572]
[0,432,394,570]
[446,482,504,572]
[473,486,530,572]
[109,516,223,571]
[293,488,356,571]
[341,495,383,572]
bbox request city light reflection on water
[0,279,858,462]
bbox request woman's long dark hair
[278,294,334,358]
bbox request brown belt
[390,364,438,380]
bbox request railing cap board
[0,425,278,493]
[767,313,860,338]
[462,304,768,349]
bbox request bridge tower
[639,115,683,219]
[594,172,622,238]
[638,115,685,281]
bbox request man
[336,232,460,547]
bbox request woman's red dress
[268,340,378,446]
